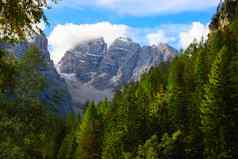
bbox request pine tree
[135,135,159,159]
[57,114,77,159]
[167,57,189,131]
[57,132,75,159]
[0,46,63,159]
[200,47,228,159]
[74,103,101,159]
[15,45,46,99]
[159,130,183,159]
[101,91,127,159]
[0,49,16,95]
[147,85,169,136]
[221,20,238,158]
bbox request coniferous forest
[1,0,238,159]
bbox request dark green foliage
[0,49,16,94]
[135,135,159,159]
[1,1,238,159]
[57,114,78,159]
[167,57,190,131]
[158,130,184,158]
[200,47,228,159]
[61,4,238,158]
[201,18,238,159]
[15,45,46,99]
[74,102,102,159]
[0,47,64,159]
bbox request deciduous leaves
[0,0,56,41]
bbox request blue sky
[44,0,220,63]
[45,5,215,33]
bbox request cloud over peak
[48,21,209,64]
[48,22,130,63]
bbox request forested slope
[58,0,238,158]
[1,0,238,159]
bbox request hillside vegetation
[58,1,238,158]
[0,0,238,158]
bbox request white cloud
[56,0,219,16]
[146,30,176,45]
[48,22,130,63]
[179,22,209,49]
[143,24,190,48]
[48,21,209,64]
[98,0,119,6]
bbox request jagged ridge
[58,37,177,112]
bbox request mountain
[210,0,238,31]
[0,35,73,117]
[58,37,177,112]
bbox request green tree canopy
[0,0,56,41]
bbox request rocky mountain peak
[158,43,178,61]
[158,42,171,49]
[58,37,107,76]
[114,37,133,43]
[109,37,139,53]
[58,37,178,112]
[73,37,106,50]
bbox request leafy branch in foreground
[0,0,57,41]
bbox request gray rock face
[130,43,177,81]
[59,38,107,83]
[0,35,73,117]
[58,37,177,113]
[93,37,141,89]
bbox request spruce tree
[200,47,228,159]
[74,103,101,159]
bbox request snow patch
[87,53,103,57]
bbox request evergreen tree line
[58,19,238,159]
[1,0,238,158]
[0,46,65,159]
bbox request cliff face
[0,35,73,117]
[58,37,177,113]
[210,0,238,31]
